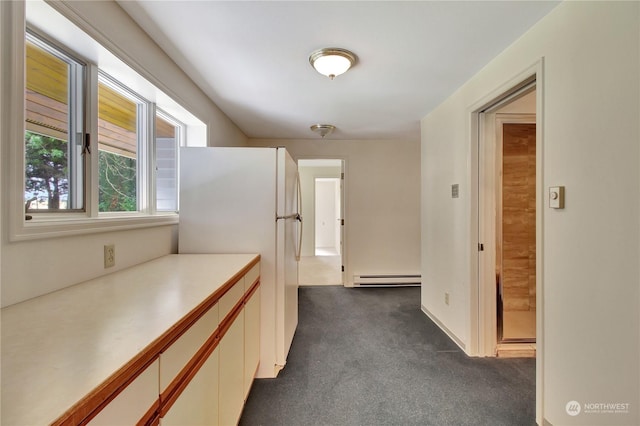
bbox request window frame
[24,28,88,214]
[154,109,185,214]
[97,71,151,215]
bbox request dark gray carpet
[240,287,535,426]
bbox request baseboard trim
[421,304,466,352]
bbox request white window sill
[10,213,179,242]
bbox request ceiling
[118,1,559,141]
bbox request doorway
[496,114,536,345]
[476,81,539,358]
[297,159,344,286]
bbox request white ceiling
[118,1,559,141]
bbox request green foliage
[25,131,68,209]
[25,131,138,212]
[98,150,137,212]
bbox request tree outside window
[25,131,68,209]
[97,79,140,212]
[98,151,136,212]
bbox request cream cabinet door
[161,348,219,426]
[159,303,219,425]
[219,277,245,322]
[88,359,159,426]
[243,287,260,399]
[160,304,219,392]
[244,264,259,291]
[219,310,245,426]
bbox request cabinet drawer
[160,348,219,426]
[219,277,244,322]
[244,263,260,292]
[88,359,159,426]
[160,304,219,392]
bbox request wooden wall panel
[26,41,68,104]
[502,123,536,312]
[25,43,137,159]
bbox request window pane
[155,114,178,212]
[25,36,84,210]
[98,81,139,212]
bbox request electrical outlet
[444,292,450,305]
[104,244,115,268]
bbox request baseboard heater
[353,274,421,287]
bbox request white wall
[315,179,339,250]
[298,165,341,256]
[421,2,639,425]
[251,139,421,286]
[0,0,247,307]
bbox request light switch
[549,186,565,209]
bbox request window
[8,0,206,240]
[25,32,86,212]
[155,111,182,212]
[23,32,188,219]
[97,76,146,213]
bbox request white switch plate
[549,186,565,209]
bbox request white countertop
[1,253,259,426]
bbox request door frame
[313,177,341,255]
[466,59,544,424]
[297,158,347,285]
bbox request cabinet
[213,262,261,425]
[87,359,159,426]
[2,254,260,426]
[160,303,220,425]
[219,310,245,425]
[161,348,219,425]
[158,260,261,426]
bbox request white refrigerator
[178,147,301,379]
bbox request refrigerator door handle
[276,213,299,221]
[295,170,303,261]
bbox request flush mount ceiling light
[309,48,357,80]
[310,124,336,138]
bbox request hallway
[240,287,535,425]
[299,247,342,286]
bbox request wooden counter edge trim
[159,279,260,417]
[159,254,261,352]
[51,352,159,426]
[246,277,260,301]
[51,254,260,426]
[136,399,160,426]
[158,329,222,417]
